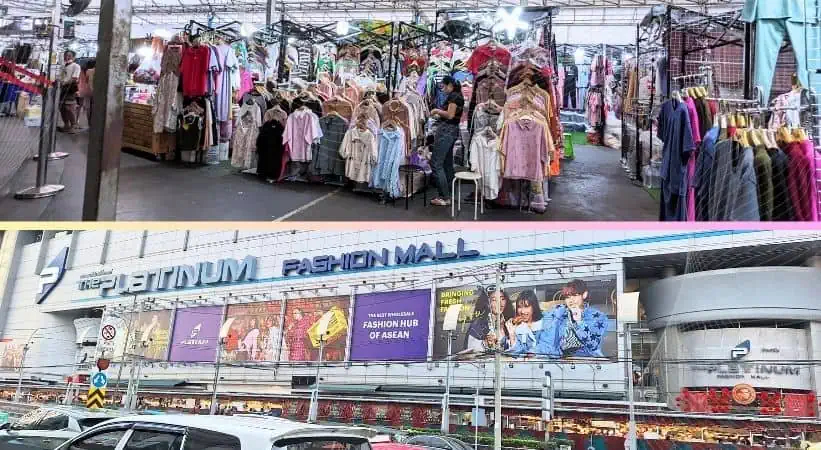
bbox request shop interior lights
[336,20,349,36]
[574,47,586,64]
[494,7,527,40]
[240,23,254,37]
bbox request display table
[122,101,174,159]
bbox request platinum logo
[36,247,69,304]
[731,340,751,360]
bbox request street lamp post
[14,343,31,402]
[308,310,334,423]
[14,329,40,402]
[307,335,325,423]
[210,337,226,415]
[441,304,462,434]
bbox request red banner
[687,391,710,413]
[783,393,814,417]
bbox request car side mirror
[0,423,10,431]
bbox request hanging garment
[231,104,262,169]
[753,145,774,221]
[339,127,378,183]
[466,44,511,74]
[153,46,183,133]
[179,45,210,97]
[693,127,719,221]
[499,118,550,183]
[658,99,696,221]
[256,120,286,180]
[743,0,812,101]
[468,131,500,200]
[283,108,323,163]
[371,128,406,198]
[313,115,348,177]
[769,146,795,221]
[214,44,239,122]
[784,140,819,221]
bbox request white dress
[468,131,501,200]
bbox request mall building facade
[0,230,819,430]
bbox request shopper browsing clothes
[58,50,81,133]
[429,76,465,207]
[77,59,95,129]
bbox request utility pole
[542,371,553,449]
[493,263,505,450]
[14,343,31,402]
[114,296,137,395]
[308,335,325,423]
[441,330,453,433]
[209,338,225,415]
[14,329,39,402]
[624,323,637,450]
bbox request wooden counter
[122,101,174,159]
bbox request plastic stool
[563,132,574,159]
[399,164,427,210]
[451,171,483,220]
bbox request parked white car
[0,405,126,450]
[54,414,376,450]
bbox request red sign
[687,391,710,413]
[784,393,813,417]
[96,359,110,371]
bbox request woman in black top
[429,76,464,206]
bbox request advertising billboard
[168,306,224,362]
[96,309,132,361]
[350,289,431,361]
[222,301,283,362]
[0,340,24,369]
[283,296,350,362]
[127,309,173,361]
[433,276,617,360]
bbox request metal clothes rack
[184,20,242,42]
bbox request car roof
[101,415,376,449]
[39,405,129,419]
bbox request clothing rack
[184,20,241,42]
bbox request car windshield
[78,418,115,430]
[274,437,371,450]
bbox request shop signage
[349,290,431,361]
[77,256,258,295]
[168,306,222,362]
[282,238,480,276]
[690,363,802,381]
[36,247,69,304]
[731,340,750,360]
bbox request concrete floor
[0,132,658,221]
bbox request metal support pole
[634,24,642,183]
[474,386,480,450]
[441,330,453,433]
[81,0,132,220]
[624,323,637,450]
[542,371,553,449]
[743,22,755,100]
[14,344,30,402]
[15,24,65,199]
[278,20,289,83]
[307,337,324,423]
[210,339,224,415]
[493,264,504,450]
[114,296,137,395]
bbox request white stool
[452,171,484,220]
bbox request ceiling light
[336,20,349,36]
[574,48,586,64]
[493,7,527,40]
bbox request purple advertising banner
[350,289,431,361]
[169,306,223,362]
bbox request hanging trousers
[755,18,810,101]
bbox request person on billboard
[505,290,544,355]
[285,308,312,361]
[463,285,515,354]
[536,279,609,358]
[241,318,261,360]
